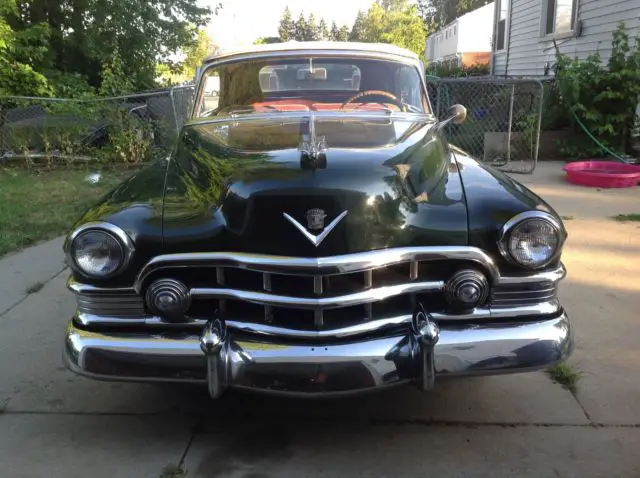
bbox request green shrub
[555,22,640,158]
[426,60,490,78]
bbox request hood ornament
[283,209,348,247]
[299,112,328,170]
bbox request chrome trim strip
[67,277,135,295]
[190,280,445,309]
[63,313,573,394]
[492,287,556,295]
[489,300,561,317]
[134,247,500,292]
[65,221,135,280]
[204,47,420,66]
[498,263,566,285]
[498,211,567,270]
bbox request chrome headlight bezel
[66,222,135,279]
[498,211,566,270]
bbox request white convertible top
[204,41,420,63]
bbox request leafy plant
[554,23,640,159]
[518,113,539,161]
[426,60,490,78]
[99,49,135,97]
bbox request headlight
[498,211,565,269]
[67,222,134,278]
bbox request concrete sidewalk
[0,161,638,477]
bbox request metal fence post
[506,83,515,165]
[531,79,544,173]
[169,86,180,135]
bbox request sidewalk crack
[0,266,68,319]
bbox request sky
[202,0,376,50]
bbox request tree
[349,10,368,41]
[0,0,216,95]
[182,28,216,79]
[99,48,134,96]
[0,0,51,97]
[337,25,350,42]
[254,36,281,44]
[330,21,340,41]
[318,18,329,40]
[307,13,321,40]
[278,6,295,41]
[417,0,489,31]
[351,0,426,56]
[294,12,308,41]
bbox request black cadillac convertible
[62,42,572,398]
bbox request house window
[495,0,508,51]
[453,25,457,35]
[544,0,577,35]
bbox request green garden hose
[571,112,636,164]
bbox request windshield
[196,56,430,118]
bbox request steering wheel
[340,90,403,111]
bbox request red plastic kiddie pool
[563,161,640,188]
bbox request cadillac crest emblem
[305,208,327,231]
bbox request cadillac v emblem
[283,209,348,247]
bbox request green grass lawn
[0,166,138,257]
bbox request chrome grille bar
[410,261,419,280]
[216,267,226,314]
[364,270,373,320]
[73,298,563,337]
[263,273,273,323]
[190,280,444,310]
[134,247,501,292]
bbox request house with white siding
[426,3,496,67]
[490,0,640,77]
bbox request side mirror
[448,104,467,125]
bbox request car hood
[161,114,469,256]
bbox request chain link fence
[0,85,195,166]
[1,79,544,173]
[426,77,544,174]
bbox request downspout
[490,4,496,75]
[504,0,513,77]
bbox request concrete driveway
[0,162,638,477]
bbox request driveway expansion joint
[1,410,638,429]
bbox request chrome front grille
[148,259,457,331]
[70,248,567,335]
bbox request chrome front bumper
[63,310,573,397]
